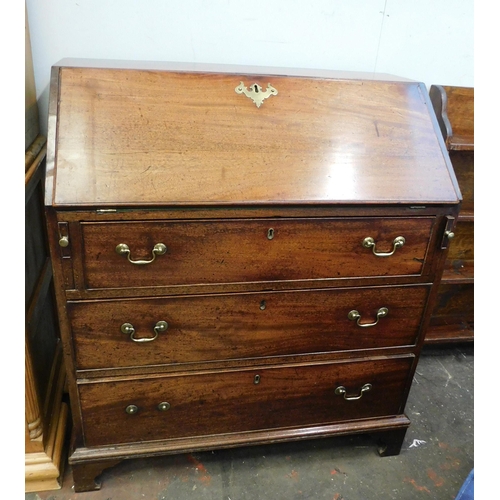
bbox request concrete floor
[27,343,473,500]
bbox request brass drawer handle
[335,383,372,401]
[362,236,405,257]
[348,307,388,327]
[121,321,168,343]
[115,242,167,265]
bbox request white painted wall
[26,0,473,136]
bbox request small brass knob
[58,236,69,247]
[157,402,171,411]
[125,404,139,415]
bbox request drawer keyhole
[267,228,274,240]
[254,374,261,385]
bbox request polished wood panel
[79,357,414,447]
[69,285,429,370]
[80,217,434,290]
[49,66,459,207]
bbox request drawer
[69,285,430,370]
[79,356,414,447]
[80,217,434,290]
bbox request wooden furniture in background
[25,137,69,492]
[25,8,68,492]
[427,85,474,343]
[45,60,460,492]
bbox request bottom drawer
[79,356,414,447]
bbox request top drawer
[80,217,434,290]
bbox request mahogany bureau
[44,59,461,492]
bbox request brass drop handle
[121,321,168,343]
[335,383,372,401]
[348,307,388,327]
[362,236,405,257]
[115,242,167,265]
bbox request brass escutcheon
[235,82,278,108]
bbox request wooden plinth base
[25,402,69,492]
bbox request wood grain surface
[79,356,413,447]
[80,217,434,289]
[50,66,459,207]
[69,285,429,370]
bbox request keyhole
[254,374,261,384]
[253,84,259,93]
[260,300,266,310]
[267,228,274,240]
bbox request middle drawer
[69,285,429,370]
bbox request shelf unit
[427,85,474,343]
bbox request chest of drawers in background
[45,60,461,492]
